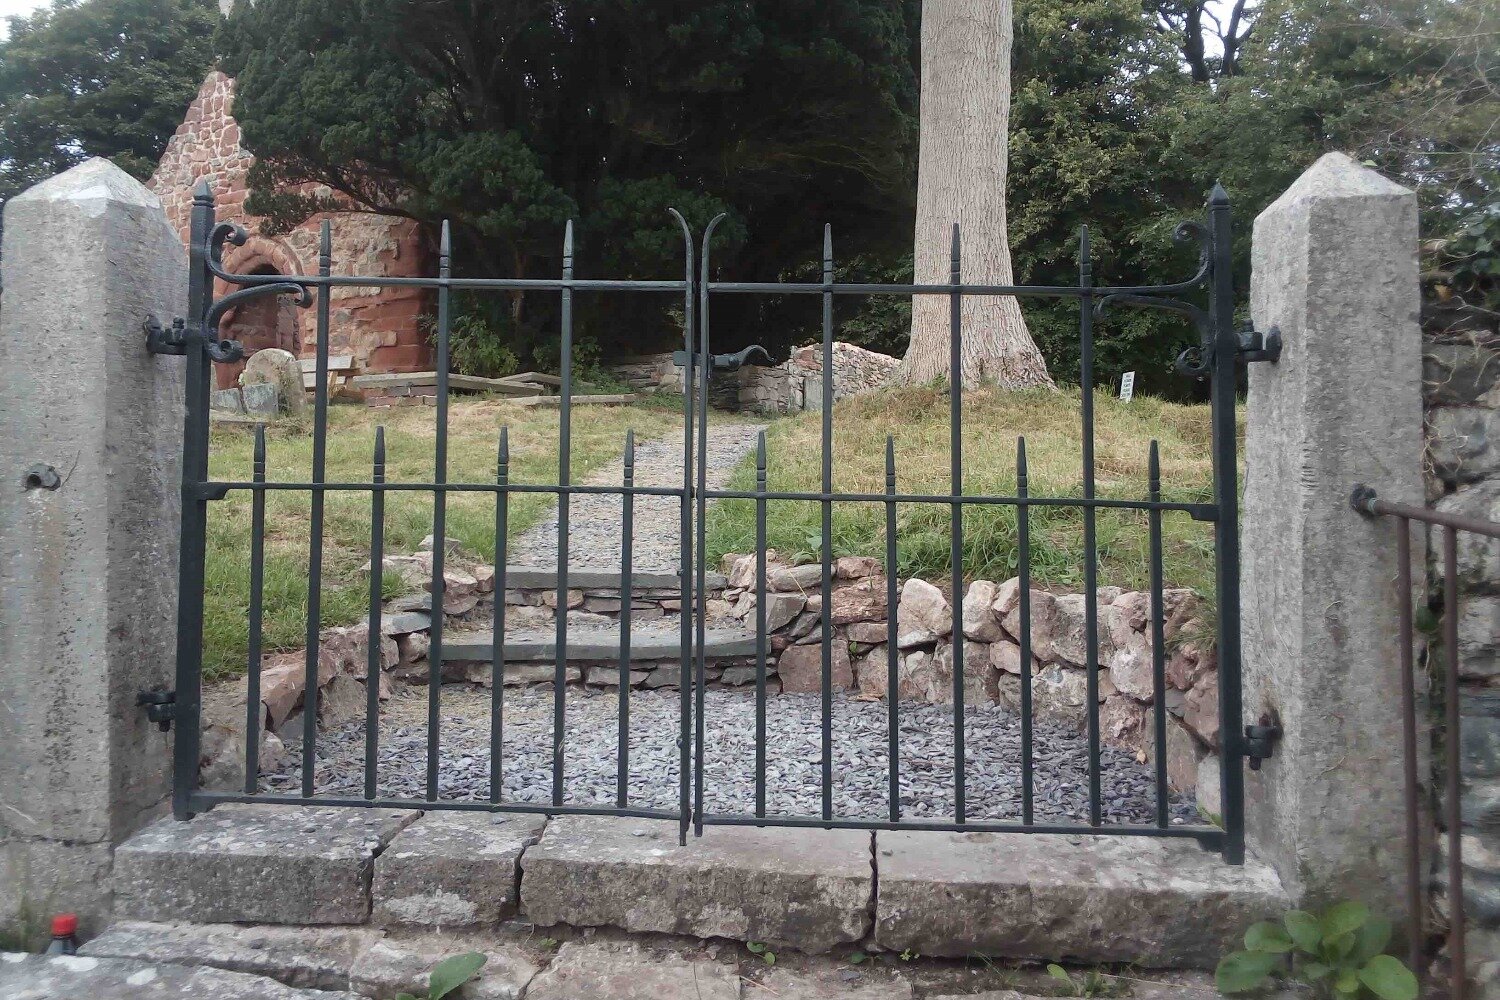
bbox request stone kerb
[1243,152,1423,917]
[0,158,186,936]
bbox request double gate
[159,181,1266,862]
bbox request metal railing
[1352,484,1500,1000]
[156,180,1263,861]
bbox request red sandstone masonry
[148,72,434,378]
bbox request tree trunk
[900,0,1054,390]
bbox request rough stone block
[242,381,281,416]
[372,813,545,927]
[0,953,368,1000]
[873,832,1287,967]
[113,805,417,924]
[520,815,872,952]
[523,940,739,1000]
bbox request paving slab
[82,921,376,992]
[522,940,740,1000]
[743,964,915,999]
[873,832,1287,968]
[0,952,369,1000]
[113,804,417,924]
[373,813,546,927]
[521,815,873,952]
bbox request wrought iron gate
[156,180,1271,862]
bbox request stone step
[441,622,757,663]
[496,564,727,592]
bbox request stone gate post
[1242,153,1424,920]
[0,159,185,938]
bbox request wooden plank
[498,371,563,387]
[348,371,543,396]
[511,393,636,408]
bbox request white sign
[1119,371,1136,402]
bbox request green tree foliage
[0,0,219,203]
[219,0,921,366]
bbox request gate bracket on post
[1236,324,1282,364]
[137,688,177,732]
[144,316,190,356]
[1241,713,1282,771]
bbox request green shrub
[1216,902,1417,1000]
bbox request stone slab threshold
[110,805,1287,974]
[73,923,1232,1000]
[442,624,757,662]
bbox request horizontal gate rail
[168,180,1251,860]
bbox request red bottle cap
[51,914,78,937]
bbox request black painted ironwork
[163,181,1256,861]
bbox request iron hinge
[1236,324,1282,364]
[137,689,176,732]
[1241,714,1282,770]
[671,345,775,373]
[144,316,190,356]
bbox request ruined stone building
[149,70,434,388]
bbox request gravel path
[508,421,764,572]
[267,687,1198,825]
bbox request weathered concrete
[0,952,369,1000]
[523,940,740,1000]
[82,921,377,992]
[872,832,1287,968]
[749,964,915,999]
[372,813,545,927]
[520,815,872,952]
[113,805,416,924]
[0,158,186,934]
[1243,151,1425,915]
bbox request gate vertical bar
[819,224,835,825]
[364,427,385,800]
[1148,441,1169,827]
[1443,526,1466,1000]
[1395,517,1422,979]
[1207,184,1246,862]
[677,215,696,846]
[301,221,333,798]
[948,223,966,825]
[554,221,574,808]
[617,430,634,807]
[1078,225,1102,827]
[172,180,215,819]
[427,221,452,802]
[885,436,900,822]
[243,424,267,795]
[1017,436,1034,825]
[694,218,724,836]
[491,427,509,803]
[755,431,768,819]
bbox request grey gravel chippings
[508,421,765,572]
[266,687,1198,825]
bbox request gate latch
[137,689,176,732]
[1236,324,1282,364]
[672,345,775,373]
[1242,714,1282,770]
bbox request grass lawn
[703,385,1226,599]
[202,398,681,680]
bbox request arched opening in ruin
[215,263,302,389]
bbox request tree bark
[900,0,1054,389]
